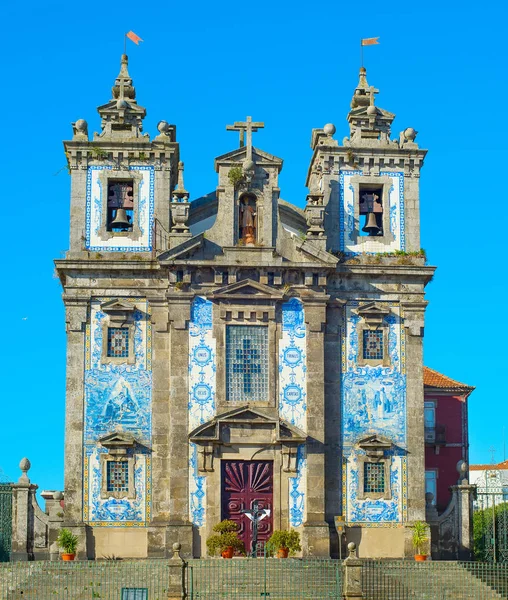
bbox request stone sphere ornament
[157,120,170,134]
[19,458,31,473]
[404,127,417,141]
[74,119,88,133]
[323,123,336,135]
[367,105,377,115]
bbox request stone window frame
[97,169,144,242]
[100,300,137,365]
[356,436,393,501]
[99,454,136,500]
[356,303,391,368]
[214,304,277,410]
[350,175,394,246]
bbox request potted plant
[412,521,429,561]
[206,520,246,558]
[267,529,301,558]
[57,528,78,561]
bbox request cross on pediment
[226,116,264,161]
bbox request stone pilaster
[10,474,31,561]
[148,299,171,557]
[451,482,476,560]
[63,299,89,557]
[302,297,330,556]
[403,303,426,555]
[167,294,193,556]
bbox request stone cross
[226,116,264,161]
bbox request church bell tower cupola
[95,54,147,141]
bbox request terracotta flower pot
[61,553,75,561]
[277,547,289,559]
[414,554,428,562]
[221,546,234,559]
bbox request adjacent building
[56,56,436,558]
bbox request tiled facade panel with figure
[56,54,440,559]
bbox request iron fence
[0,559,173,600]
[362,560,508,600]
[188,557,343,600]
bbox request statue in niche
[239,195,257,245]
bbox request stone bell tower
[304,67,434,557]
[56,55,183,558]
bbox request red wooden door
[221,461,273,553]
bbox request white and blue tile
[289,445,306,527]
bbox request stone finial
[425,492,434,507]
[399,127,419,148]
[54,491,64,501]
[457,460,468,483]
[72,119,88,140]
[171,542,183,561]
[18,457,31,483]
[346,67,395,145]
[94,55,147,141]
[347,542,357,558]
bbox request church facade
[55,55,434,559]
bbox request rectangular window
[107,327,129,358]
[364,462,385,493]
[226,325,268,402]
[107,461,129,492]
[363,330,383,360]
[424,401,436,442]
[107,180,134,232]
[425,470,437,505]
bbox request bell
[362,212,381,235]
[109,208,132,229]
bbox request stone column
[451,478,476,561]
[63,299,89,559]
[302,297,330,556]
[166,294,193,556]
[343,542,363,600]
[148,299,171,558]
[10,459,32,561]
[166,542,188,600]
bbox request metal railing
[188,557,343,600]
[362,560,508,600]
[0,559,173,600]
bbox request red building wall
[424,393,467,513]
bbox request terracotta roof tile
[470,460,508,471]
[423,366,474,392]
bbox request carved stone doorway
[221,460,273,554]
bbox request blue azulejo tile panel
[289,445,306,527]
[279,298,307,430]
[339,170,405,254]
[188,297,216,431]
[85,165,154,252]
[344,452,407,524]
[83,298,152,525]
[189,443,206,527]
[188,297,215,526]
[341,301,407,524]
[83,446,151,526]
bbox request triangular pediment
[99,432,137,448]
[214,147,283,171]
[189,406,307,444]
[357,434,392,450]
[101,299,136,313]
[294,238,339,265]
[209,279,284,300]
[356,302,391,318]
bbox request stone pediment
[355,302,391,327]
[101,299,136,313]
[209,279,284,301]
[189,406,307,445]
[357,434,392,458]
[99,432,137,451]
[214,147,283,171]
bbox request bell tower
[65,54,180,257]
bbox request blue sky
[1,0,506,491]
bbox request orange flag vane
[360,37,379,67]
[124,31,143,53]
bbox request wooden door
[221,461,273,554]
